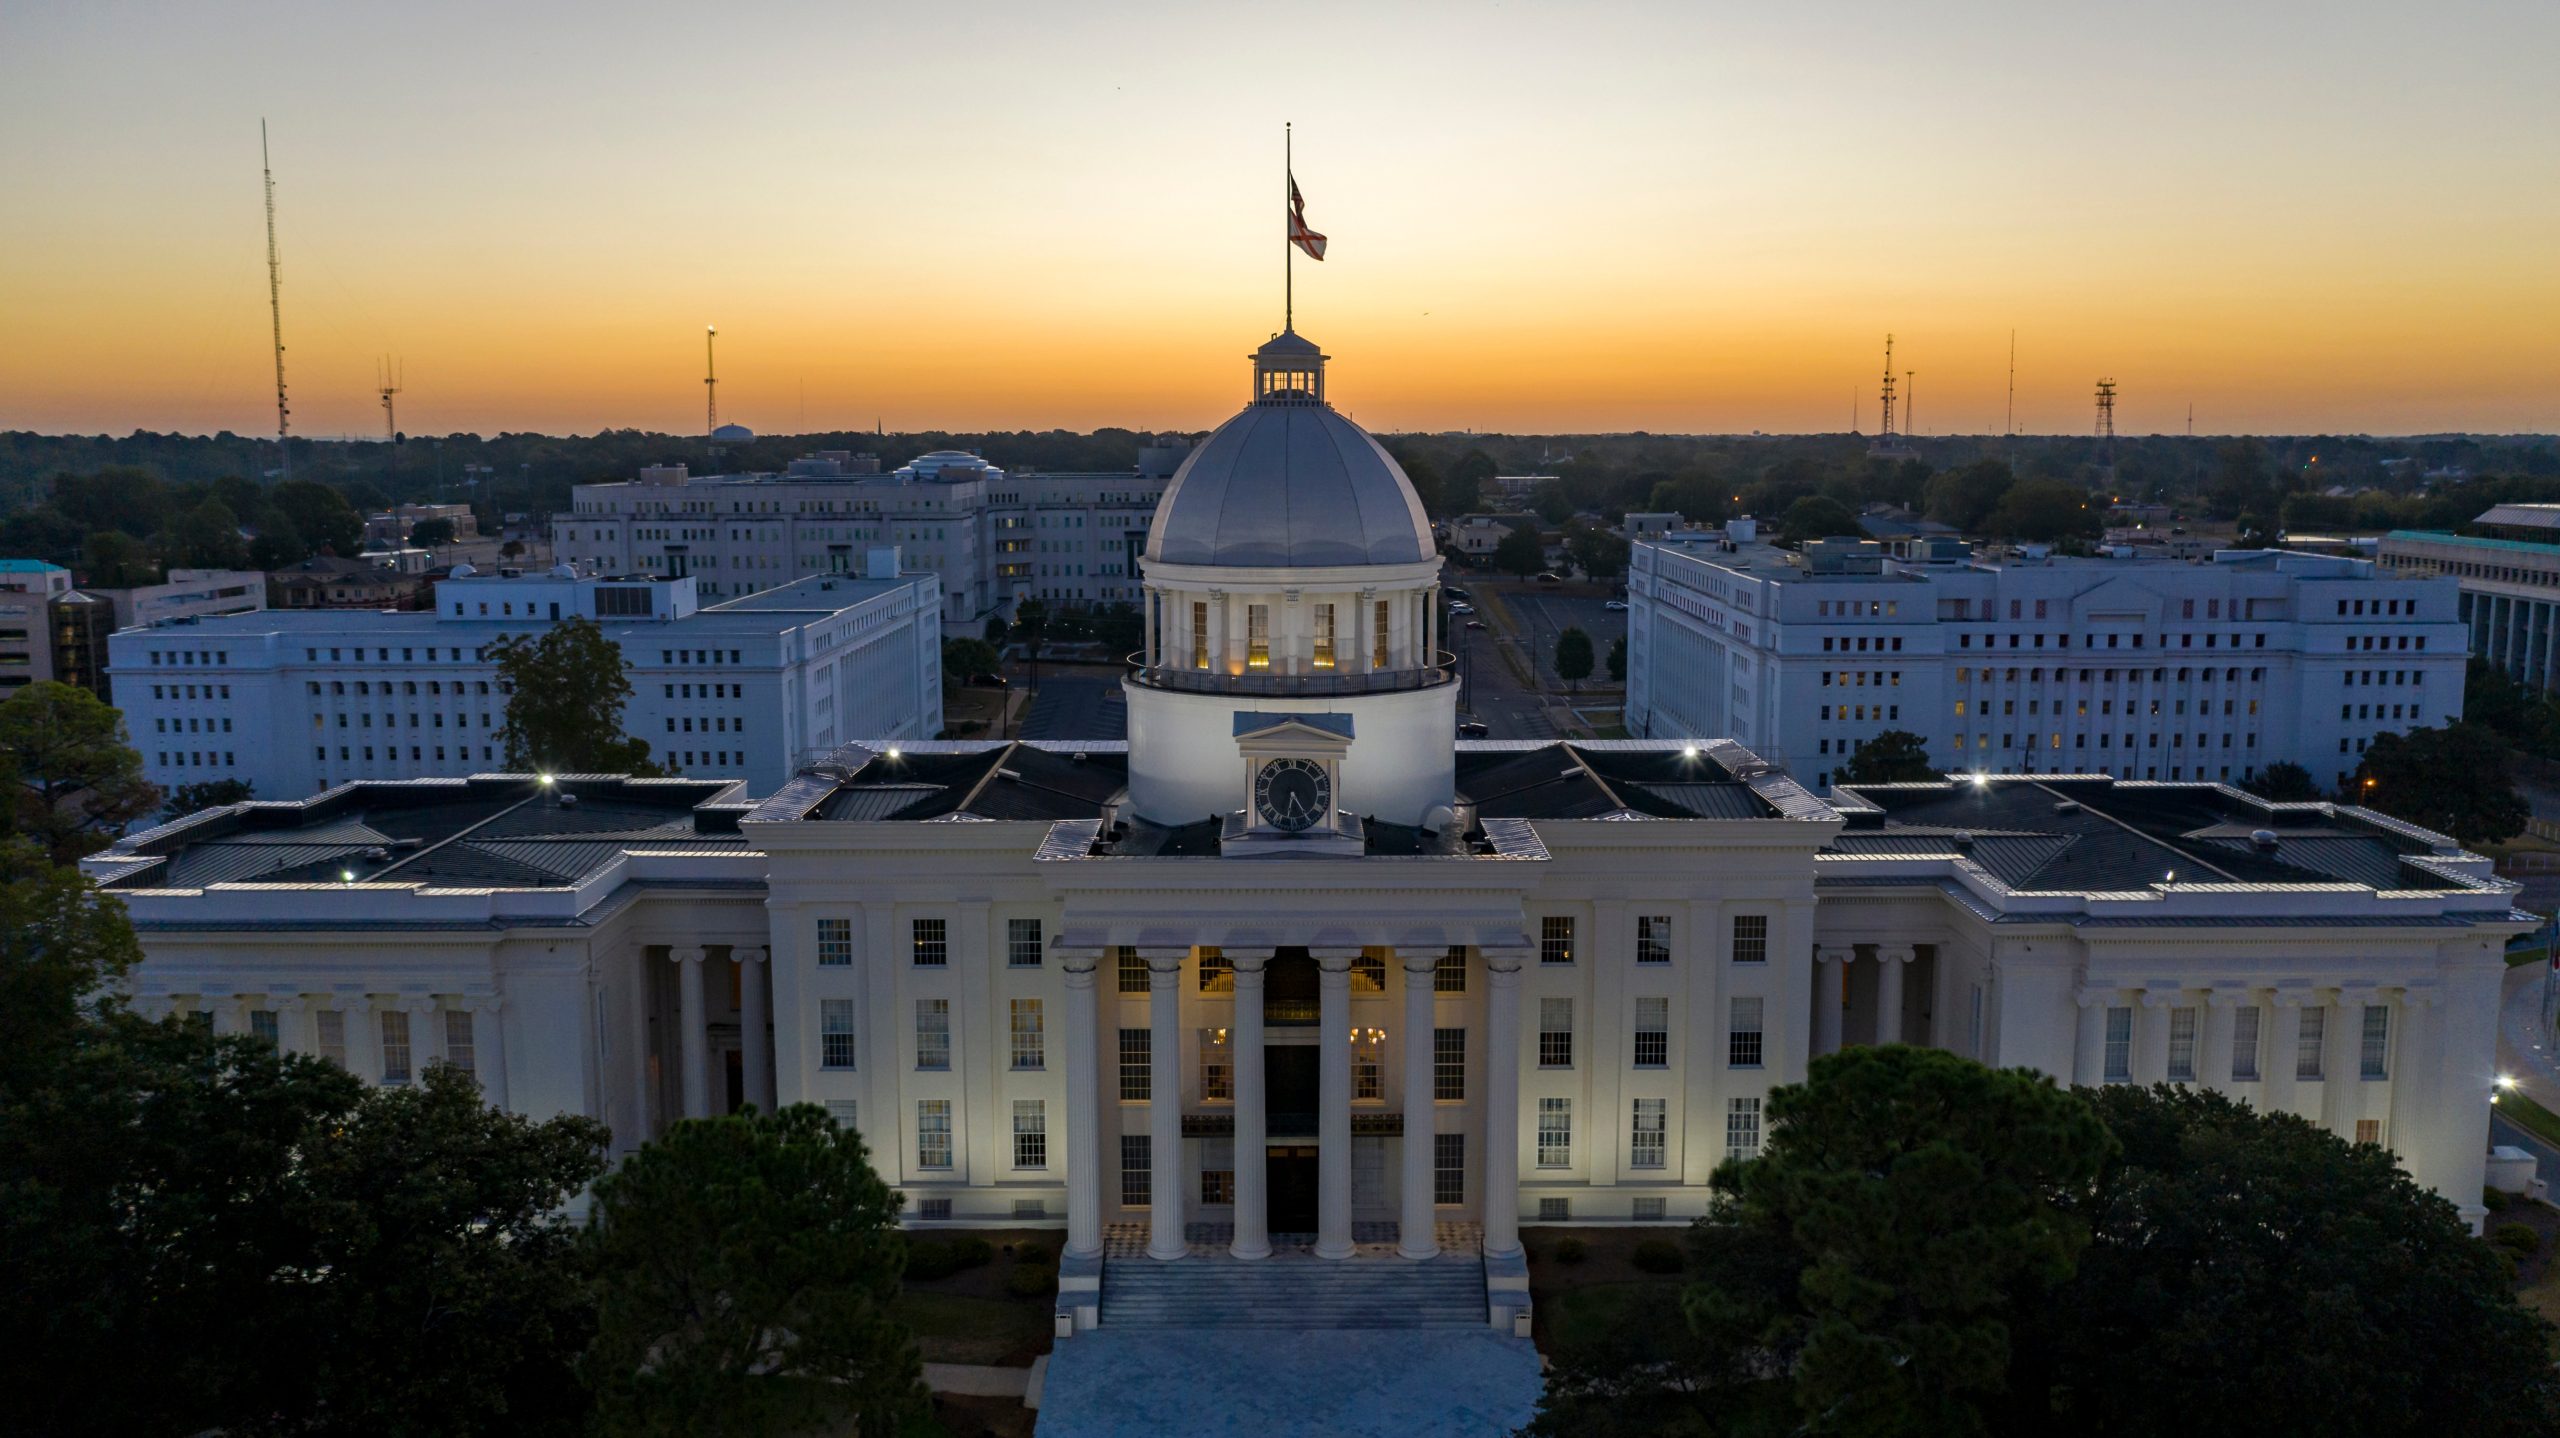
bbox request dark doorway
[723,1049,744,1113]
[1265,949,1318,1026]
[1267,1045,1319,1137]
[1267,1145,1319,1234]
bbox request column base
[1145,1235,1188,1262]
[1313,1236,1356,1261]
[1229,1235,1273,1261]
[1397,1237,1441,1261]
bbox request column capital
[1137,946,1190,972]
[1400,951,1441,977]
[1483,947,1530,978]
[1875,945,1916,965]
[2074,987,2119,1008]
[2270,988,2312,1009]
[270,995,310,1017]
[2203,986,2255,1008]
[1228,949,1271,976]
[401,995,440,1017]
[2138,989,2184,1009]
[1310,947,1363,969]
[733,946,768,967]
[669,945,706,965]
[333,991,376,1013]
[1816,945,1856,966]
[452,993,505,1014]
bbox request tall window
[1197,949,1233,992]
[1730,914,1768,964]
[2354,1118,2383,1146]
[915,999,951,1070]
[443,1010,475,1077]
[380,1010,412,1085]
[1636,914,1672,965]
[317,1009,346,1067]
[1537,1098,1573,1167]
[1538,997,1574,1068]
[1200,1136,1234,1205]
[1012,1099,1047,1169]
[1434,947,1467,993]
[1433,1133,1465,1205]
[1373,600,1391,668]
[2231,1004,2262,1081]
[1727,1097,1763,1160]
[248,1009,280,1048]
[917,1100,952,1169]
[1540,915,1576,965]
[1119,1028,1151,1101]
[820,999,857,1069]
[1353,1032,1383,1100]
[1351,954,1387,993]
[2167,1006,2198,1082]
[1630,1098,1668,1169]
[1312,603,1336,668]
[911,918,947,967]
[2361,1004,2390,1079]
[2296,1006,2326,1081]
[1200,1028,1232,1100]
[2103,1006,2133,1082]
[1120,1134,1151,1206]
[1117,946,1148,993]
[1010,998,1044,1070]
[817,917,853,966]
[1728,996,1764,1068]
[1434,1027,1466,1100]
[1632,996,1669,1068]
[1190,602,1209,669]
[1246,603,1270,668]
[1007,918,1043,967]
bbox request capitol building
[92,330,2524,1336]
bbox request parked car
[1465,620,1486,631]
[1445,586,1471,601]
[966,672,1009,688]
[1604,599,1629,611]
[1534,571,1562,583]
[1448,601,1474,614]
[1457,720,1491,737]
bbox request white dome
[1144,333,1432,569]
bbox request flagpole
[1284,121,1293,333]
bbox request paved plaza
[1033,1328,1543,1437]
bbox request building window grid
[2166,1006,2198,1082]
[915,999,951,1070]
[1730,915,1768,964]
[1537,1098,1572,1168]
[1540,916,1575,965]
[248,1009,280,1048]
[1636,915,1672,965]
[1012,1099,1047,1169]
[1120,1135,1151,1206]
[820,999,857,1069]
[316,1009,346,1067]
[1197,949,1234,992]
[1434,1026,1466,1100]
[1433,1133,1465,1205]
[1633,996,1669,1068]
[2231,1004,2262,1081]
[1434,947,1467,993]
[2103,1006,2133,1082]
[817,917,853,966]
[1630,1097,1668,1170]
[2297,1006,2326,1081]
[917,1100,953,1169]
[911,918,947,967]
[1538,997,1574,1068]
[1006,918,1043,967]
[1009,998,1044,1070]
[1201,1029,1232,1101]
[1728,995,1764,1068]
[1118,1027,1151,1101]
[2361,1004,2390,1080]
[379,1009,412,1085]
[1117,946,1148,993]
[1727,1097,1763,1160]
[443,1009,475,1076]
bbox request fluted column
[1481,948,1529,1260]
[208,995,244,1036]
[671,946,711,1120]
[737,947,775,1113]
[1313,948,1358,1260]
[1814,946,1852,1056]
[2321,989,2362,1135]
[466,996,510,1109]
[1060,948,1105,1260]
[2073,989,2111,1087]
[340,994,379,1084]
[2137,990,2177,1083]
[1230,952,1272,1261]
[270,996,309,1055]
[2265,992,2307,1118]
[2201,989,2241,1091]
[405,997,444,1074]
[1398,950,1441,1260]
[1145,949,1188,1262]
[1874,946,1912,1045]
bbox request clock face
[1254,758,1332,832]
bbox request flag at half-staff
[1288,175,1327,260]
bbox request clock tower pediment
[1230,710,1359,852]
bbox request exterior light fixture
[340,869,355,883]
[2498,1074,2519,1092]
[538,773,555,786]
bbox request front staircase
[1100,1249,1489,1330]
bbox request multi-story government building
[1628,526,2465,796]
[2380,503,2560,693]
[107,558,941,799]
[93,332,2524,1342]
[550,443,1190,635]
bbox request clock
[1253,758,1332,832]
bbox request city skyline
[4,1,2556,439]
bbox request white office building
[551,444,1190,635]
[1628,529,2466,795]
[93,329,2521,1354]
[108,558,941,799]
[85,568,267,631]
[2380,506,2560,693]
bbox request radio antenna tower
[2005,330,2016,437]
[1878,334,1898,441]
[2095,377,2119,480]
[261,120,291,481]
[377,358,402,444]
[704,325,720,438]
[1905,370,1916,436]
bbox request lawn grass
[892,1290,1051,1367]
[2496,1088,2560,1148]
[2508,943,2552,969]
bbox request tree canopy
[2243,760,2320,802]
[1493,523,1546,577]
[1554,626,1595,691]
[1777,494,1860,547]
[2354,720,2528,844]
[0,679,158,863]
[583,1105,927,1437]
[490,617,662,776]
[1837,729,1942,784]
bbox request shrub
[1005,1262,1058,1298]
[903,1238,964,1281]
[1630,1238,1685,1274]
[2493,1222,2541,1257]
[2485,1187,2513,1212]
[955,1236,996,1269]
[1014,1243,1054,1267]
[1554,1237,1589,1265]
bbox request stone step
[1100,1256,1490,1330]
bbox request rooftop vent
[559,793,579,809]
[1951,831,1976,849]
[2053,800,2081,815]
[2250,828,2279,851]
[361,846,390,861]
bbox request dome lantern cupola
[1252,329,1327,406]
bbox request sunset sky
[4,1,2555,439]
